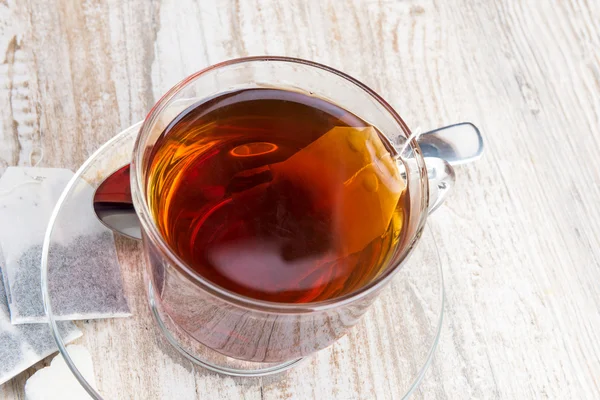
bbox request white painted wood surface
[1,0,600,398]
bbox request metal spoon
[93,122,483,240]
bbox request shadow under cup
[130,57,429,365]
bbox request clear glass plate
[41,123,444,399]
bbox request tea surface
[147,89,407,303]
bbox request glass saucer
[41,123,444,399]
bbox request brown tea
[146,88,407,303]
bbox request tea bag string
[0,179,43,196]
[397,126,423,158]
[0,148,45,196]
[0,176,45,195]
[29,147,44,168]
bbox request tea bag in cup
[0,264,82,385]
[268,126,405,256]
[0,167,130,323]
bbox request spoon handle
[418,122,484,166]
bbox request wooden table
[1,0,599,398]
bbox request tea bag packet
[0,167,130,323]
[0,264,82,385]
[270,126,406,256]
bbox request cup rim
[131,56,428,314]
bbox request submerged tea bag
[0,167,130,323]
[0,265,82,385]
[270,126,405,255]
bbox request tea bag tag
[25,345,97,399]
[0,167,130,323]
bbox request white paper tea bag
[0,264,82,385]
[0,167,130,323]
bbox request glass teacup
[129,57,462,370]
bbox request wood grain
[1,0,600,398]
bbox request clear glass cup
[130,57,437,366]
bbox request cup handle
[415,122,483,213]
[423,157,455,214]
